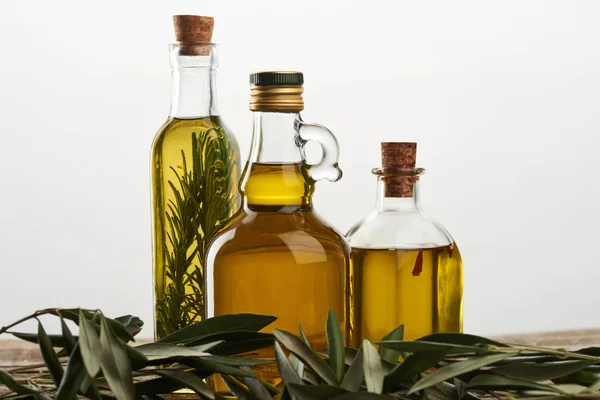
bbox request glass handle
[295,117,343,182]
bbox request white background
[0,0,599,339]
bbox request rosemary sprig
[155,125,239,338]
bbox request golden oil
[349,244,463,343]
[207,162,349,385]
[152,116,240,339]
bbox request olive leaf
[154,369,216,399]
[78,310,102,378]
[492,359,598,381]
[326,310,345,382]
[341,347,364,391]
[37,321,64,385]
[408,352,519,394]
[378,325,404,364]
[274,329,338,386]
[362,340,384,394]
[159,313,276,344]
[0,369,40,395]
[99,314,135,400]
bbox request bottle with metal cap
[205,71,350,384]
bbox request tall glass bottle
[346,142,463,344]
[151,16,241,339]
[206,71,349,383]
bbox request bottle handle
[294,116,343,182]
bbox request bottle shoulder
[152,116,240,152]
[346,208,454,249]
[207,209,350,257]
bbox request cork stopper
[173,15,214,56]
[381,142,417,198]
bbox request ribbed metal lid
[250,71,304,86]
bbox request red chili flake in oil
[412,250,423,276]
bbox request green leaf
[201,355,272,366]
[155,369,215,399]
[274,329,338,386]
[492,359,598,381]
[99,314,135,400]
[287,383,347,400]
[134,342,211,361]
[274,341,302,387]
[54,309,135,343]
[417,333,503,347]
[134,377,183,395]
[158,314,276,344]
[384,349,449,391]
[332,393,397,399]
[378,325,404,364]
[113,315,144,337]
[0,370,39,395]
[407,351,518,395]
[454,378,467,399]
[56,345,86,400]
[341,347,364,391]
[298,324,311,347]
[185,330,273,347]
[326,310,345,382]
[125,344,148,370]
[79,310,102,377]
[239,367,275,400]
[210,337,275,357]
[11,332,65,347]
[363,340,384,394]
[221,375,261,400]
[377,340,489,355]
[179,357,256,378]
[524,384,587,397]
[60,317,76,354]
[37,321,64,385]
[189,340,224,353]
[467,373,569,394]
[289,353,305,379]
[584,375,600,392]
[429,383,459,400]
[576,347,600,357]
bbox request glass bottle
[151,16,241,339]
[346,142,463,344]
[206,71,350,384]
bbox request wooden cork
[173,15,214,56]
[381,142,417,198]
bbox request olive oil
[152,116,240,338]
[207,72,349,388]
[350,244,463,343]
[207,162,348,384]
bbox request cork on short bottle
[381,142,417,198]
[173,15,214,56]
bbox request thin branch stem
[0,309,57,335]
[506,345,600,362]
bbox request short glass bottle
[206,71,350,384]
[346,142,463,344]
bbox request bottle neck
[169,67,218,118]
[376,176,421,211]
[241,112,314,209]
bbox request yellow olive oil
[207,162,349,385]
[152,116,241,339]
[349,244,463,344]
